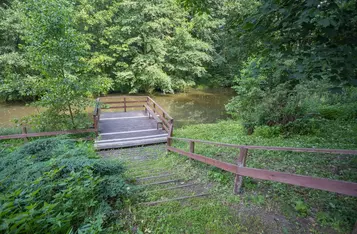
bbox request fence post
[124,97,127,112]
[22,126,28,143]
[153,102,156,113]
[189,141,195,153]
[233,147,248,194]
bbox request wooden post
[22,126,28,142]
[153,102,156,113]
[124,97,127,112]
[233,147,248,194]
[189,141,195,153]
[93,115,98,136]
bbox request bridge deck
[95,110,168,150]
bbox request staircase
[95,111,168,150]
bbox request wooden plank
[100,128,158,136]
[0,129,96,140]
[146,183,200,192]
[102,100,146,104]
[95,134,168,143]
[103,95,148,99]
[104,105,144,109]
[162,124,169,133]
[167,146,237,173]
[95,137,167,150]
[136,174,173,181]
[167,146,357,197]
[142,193,209,206]
[168,137,357,155]
[100,116,147,120]
[140,179,183,186]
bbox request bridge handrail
[167,136,357,197]
[146,96,173,120]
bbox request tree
[21,0,111,129]
[77,0,212,93]
[0,1,36,101]
[226,0,357,132]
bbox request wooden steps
[95,111,168,150]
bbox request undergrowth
[0,136,136,233]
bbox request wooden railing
[101,96,174,137]
[167,137,357,197]
[0,128,96,141]
[0,99,102,141]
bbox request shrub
[226,56,357,135]
[0,137,134,233]
[253,125,281,138]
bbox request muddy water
[0,88,234,128]
[151,88,234,127]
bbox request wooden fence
[100,96,174,137]
[167,137,357,197]
[0,128,96,141]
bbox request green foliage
[0,1,37,101]
[0,137,134,233]
[253,125,280,138]
[294,200,309,217]
[78,0,212,93]
[19,0,111,129]
[227,56,357,134]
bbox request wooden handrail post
[169,119,174,137]
[22,126,28,143]
[234,147,248,194]
[153,102,156,113]
[189,141,195,153]
[124,97,127,112]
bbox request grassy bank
[169,120,357,233]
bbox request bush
[0,137,134,233]
[253,125,281,138]
[226,57,357,135]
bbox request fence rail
[0,129,96,141]
[167,137,357,197]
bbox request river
[0,88,234,128]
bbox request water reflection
[152,88,234,127]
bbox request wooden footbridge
[92,96,174,150]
